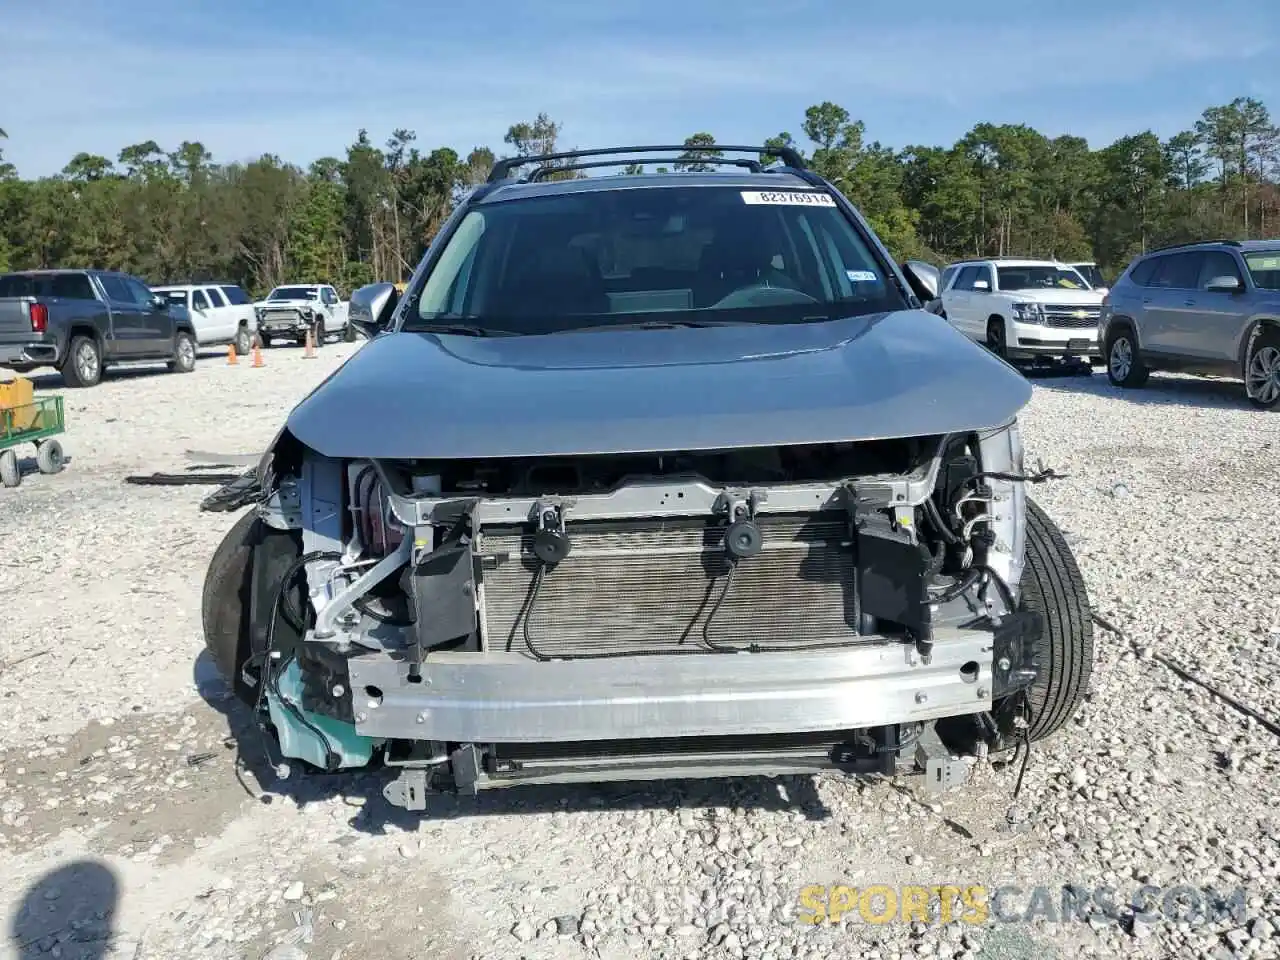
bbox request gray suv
[200,144,1094,805]
[1100,240,1280,408]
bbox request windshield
[269,286,317,300]
[1073,264,1107,288]
[405,185,904,335]
[995,266,1090,291]
[1243,252,1280,291]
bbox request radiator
[475,512,865,658]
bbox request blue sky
[2,0,1277,178]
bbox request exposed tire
[1104,324,1149,388]
[168,331,197,373]
[202,510,262,706]
[986,317,1008,359]
[235,325,253,357]
[1010,498,1095,743]
[1244,326,1280,410]
[342,322,357,343]
[313,319,325,349]
[61,335,102,388]
[0,449,20,488]
[36,439,65,475]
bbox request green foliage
[0,98,1276,290]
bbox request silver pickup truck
[0,269,199,387]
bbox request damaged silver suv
[202,145,1093,808]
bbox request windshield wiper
[409,322,515,337]
[567,319,759,333]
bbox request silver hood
[285,310,1032,460]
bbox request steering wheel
[710,283,820,310]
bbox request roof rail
[487,143,806,183]
[1148,238,1243,254]
[525,156,769,181]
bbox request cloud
[0,0,1274,176]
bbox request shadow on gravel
[26,365,180,391]
[8,860,118,960]
[195,651,836,835]
[1029,368,1252,411]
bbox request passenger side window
[1129,257,1159,287]
[952,266,979,291]
[120,277,155,308]
[191,290,210,311]
[1196,251,1243,288]
[322,288,338,305]
[50,273,97,300]
[205,287,227,308]
[98,275,134,303]
[1149,252,1202,290]
[220,285,251,305]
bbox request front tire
[168,331,197,373]
[986,317,1008,360]
[36,439,65,475]
[1244,327,1280,410]
[342,322,357,343]
[1005,498,1095,743]
[202,510,261,706]
[235,326,253,357]
[61,335,102,388]
[0,449,20,488]
[1105,324,1149,388]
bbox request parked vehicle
[152,283,257,355]
[939,258,1104,365]
[0,270,199,387]
[254,284,352,347]
[201,144,1094,804]
[1100,239,1280,409]
[1070,262,1109,294]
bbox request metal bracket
[915,724,969,795]
[259,476,303,530]
[450,744,485,796]
[383,767,431,811]
[311,539,414,639]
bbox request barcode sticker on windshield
[846,270,878,282]
[741,190,835,207]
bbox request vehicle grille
[261,307,304,325]
[476,513,865,658]
[1042,305,1101,329]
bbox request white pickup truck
[152,282,258,356]
[254,284,352,347]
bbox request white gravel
[1,348,1278,960]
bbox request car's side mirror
[900,260,939,303]
[349,282,400,338]
[972,279,991,292]
[150,294,168,311]
[1205,275,1243,294]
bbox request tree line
[0,97,1277,296]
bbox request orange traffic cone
[227,343,238,365]
[252,343,265,368]
[303,327,316,359]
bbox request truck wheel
[0,449,20,488]
[986,317,1008,360]
[168,331,197,373]
[313,319,326,348]
[61,335,102,388]
[235,326,253,357]
[998,498,1095,744]
[36,439,65,475]
[1244,326,1280,410]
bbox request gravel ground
[1,344,1278,960]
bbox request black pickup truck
[0,269,199,387]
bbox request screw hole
[364,685,384,707]
[959,662,980,683]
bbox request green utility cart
[0,396,66,488]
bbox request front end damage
[211,422,1045,807]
